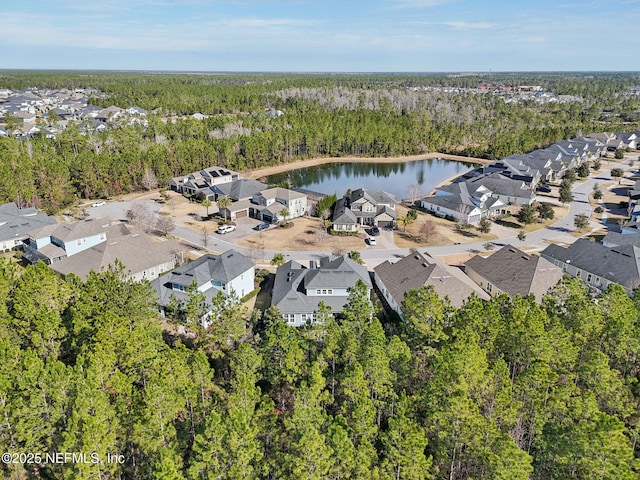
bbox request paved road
[83,157,638,269]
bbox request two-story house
[23,220,179,281]
[152,249,255,319]
[349,188,397,227]
[168,166,239,197]
[0,202,56,252]
[271,255,372,326]
[249,187,308,223]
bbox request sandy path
[242,152,490,180]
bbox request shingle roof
[351,188,396,205]
[0,202,56,242]
[272,256,371,315]
[152,249,254,307]
[214,179,267,201]
[464,244,563,300]
[541,239,640,292]
[374,250,489,308]
[52,231,180,280]
[332,198,357,225]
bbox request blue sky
[1,0,639,72]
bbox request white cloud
[441,21,496,30]
[389,0,453,8]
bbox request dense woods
[0,260,639,479]
[1,72,639,212]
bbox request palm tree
[201,198,212,218]
[280,207,291,226]
[216,195,231,222]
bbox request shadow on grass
[254,273,275,311]
[495,219,522,229]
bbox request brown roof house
[374,250,489,315]
[464,244,563,302]
[23,219,179,281]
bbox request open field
[235,216,366,253]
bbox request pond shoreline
[242,152,490,180]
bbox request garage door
[236,210,248,218]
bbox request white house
[152,250,255,320]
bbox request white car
[216,224,236,234]
[91,201,106,207]
[366,236,376,245]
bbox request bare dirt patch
[235,216,366,253]
[393,204,498,248]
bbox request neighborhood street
[84,157,637,270]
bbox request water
[266,158,474,201]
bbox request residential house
[168,166,239,196]
[349,188,397,227]
[249,187,308,223]
[464,245,563,301]
[0,202,57,251]
[419,181,504,224]
[541,238,640,295]
[271,256,372,326]
[465,173,536,205]
[331,197,358,232]
[23,220,179,281]
[374,250,489,314]
[152,249,255,319]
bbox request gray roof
[0,202,56,242]
[374,250,489,308]
[602,231,640,248]
[52,228,179,280]
[351,188,396,206]
[465,244,563,301]
[541,238,640,292]
[466,173,535,200]
[272,256,371,315]
[152,250,254,306]
[213,179,267,201]
[332,198,357,225]
[29,218,112,243]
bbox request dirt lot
[392,204,499,248]
[235,216,366,252]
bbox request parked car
[369,226,380,236]
[254,223,270,231]
[536,184,552,193]
[366,236,376,245]
[91,201,106,207]
[216,224,236,234]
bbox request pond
[266,158,475,201]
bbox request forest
[1,71,640,212]
[0,259,639,479]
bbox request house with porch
[349,188,398,227]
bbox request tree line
[0,259,639,479]
[1,72,639,212]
